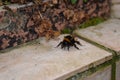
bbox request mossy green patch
[71,0,77,4]
[83,0,88,3]
[61,28,74,34]
[79,17,105,29]
[61,17,105,34]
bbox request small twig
[38,10,43,20]
[32,0,43,20]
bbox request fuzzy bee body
[56,35,82,50]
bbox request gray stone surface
[0,35,112,80]
[116,61,120,80]
[75,19,120,54]
[111,4,120,18]
[81,66,111,80]
[111,0,120,4]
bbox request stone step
[111,4,120,19]
[111,0,120,4]
[0,35,112,80]
[74,19,120,80]
[75,19,120,54]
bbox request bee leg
[61,42,67,50]
[73,44,80,50]
[75,41,82,46]
[67,45,70,51]
[61,44,65,49]
[56,42,62,48]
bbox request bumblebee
[56,35,82,50]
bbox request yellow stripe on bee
[64,38,71,43]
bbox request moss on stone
[71,0,78,4]
[61,17,105,34]
[61,28,74,34]
[79,17,105,29]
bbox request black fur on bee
[56,35,82,50]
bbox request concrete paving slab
[111,4,120,18]
[0,34,112,80]
[75,19,120,54]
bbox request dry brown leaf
[63,9,74,20]
[52,0,58,4]
[1,38,10,49]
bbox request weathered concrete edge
[55,55,112,80]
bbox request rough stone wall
[0,0,110,50]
